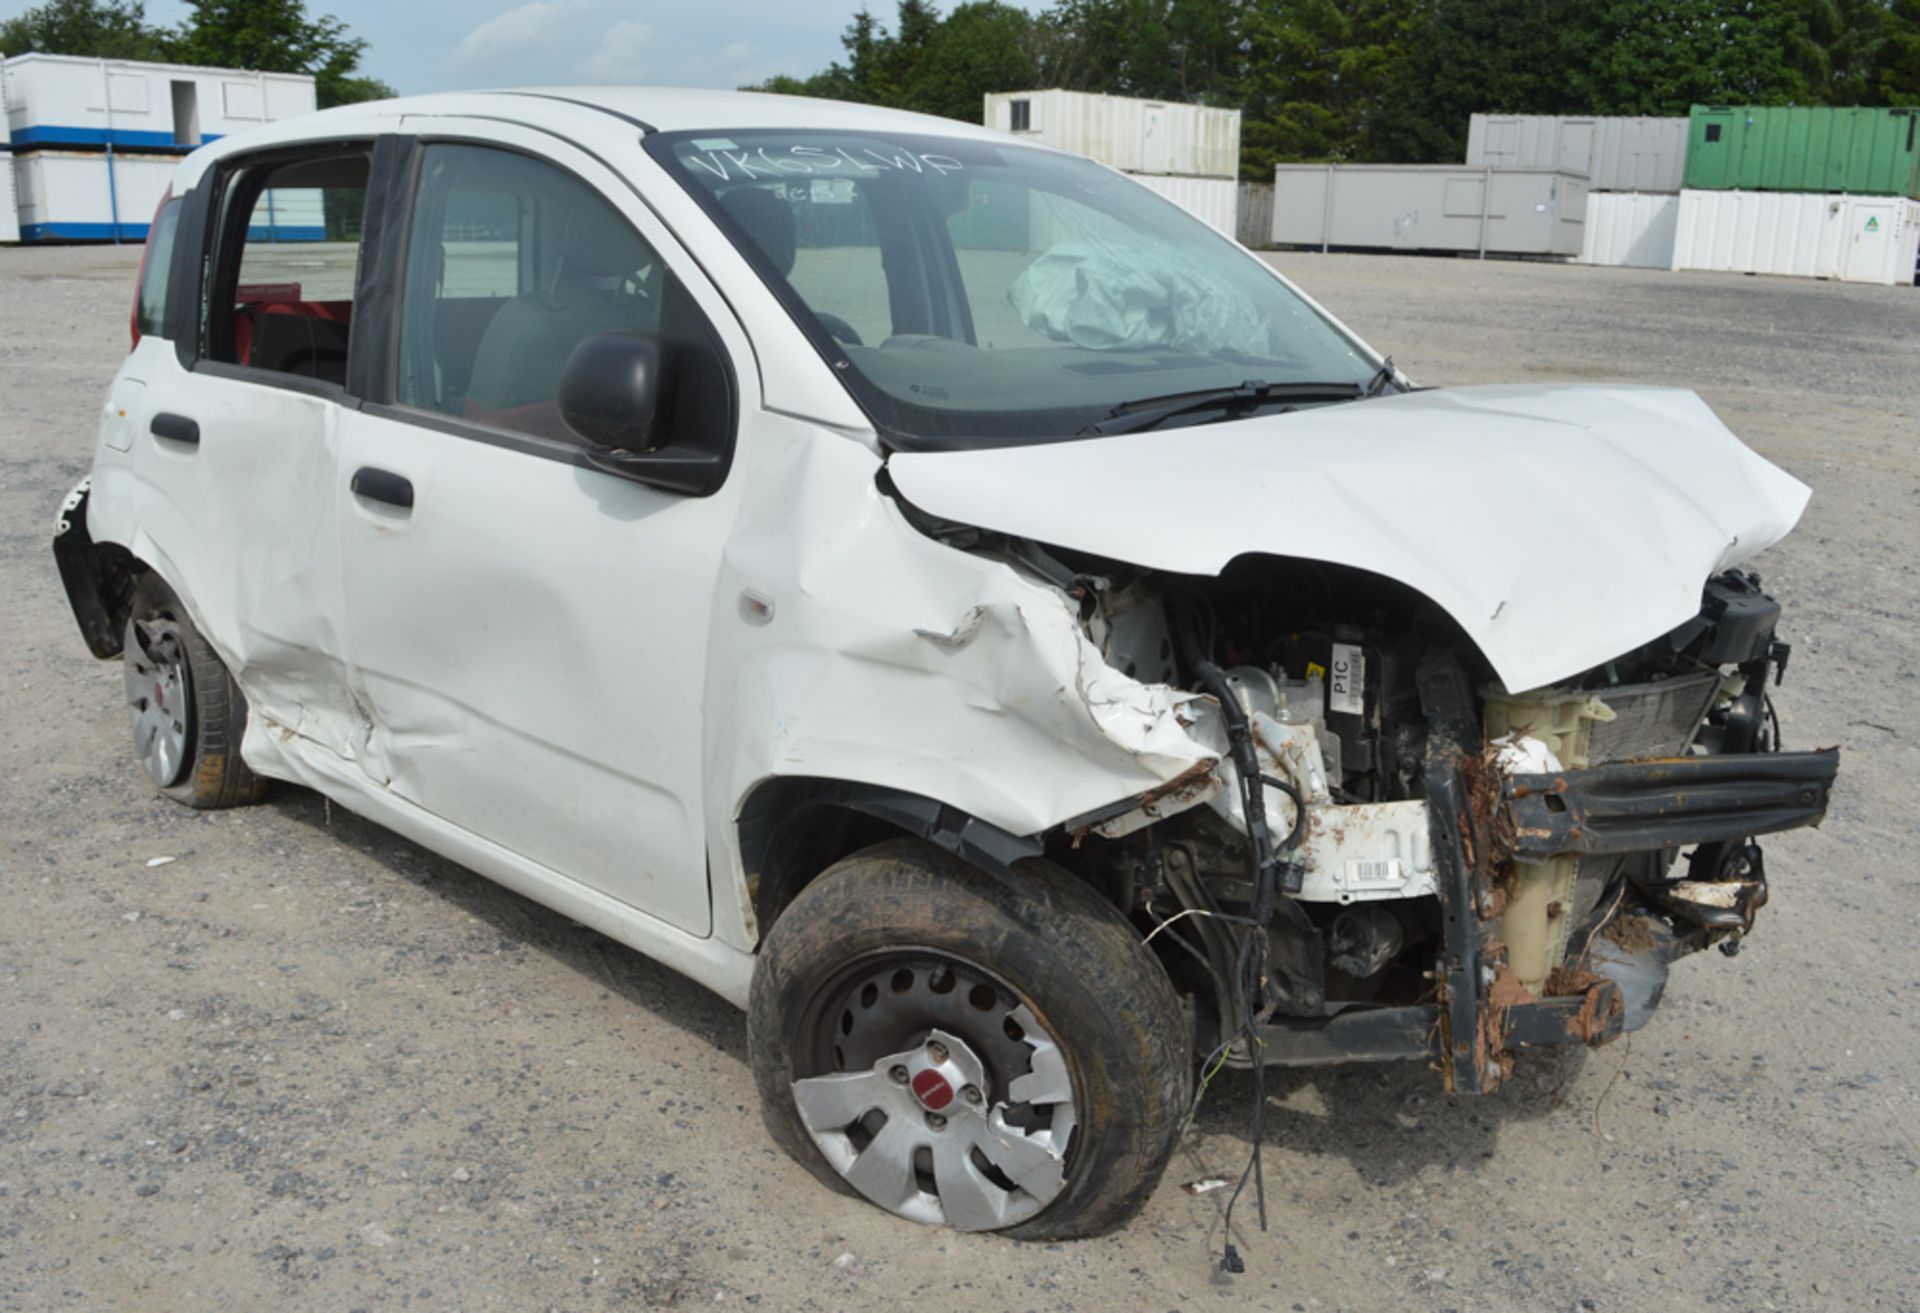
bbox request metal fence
[1237,182,1273,248]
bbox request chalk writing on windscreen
[683,145,965,183]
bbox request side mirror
[559,329,663,452]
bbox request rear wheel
[749,838,1190,1239]
[122,577,269,809]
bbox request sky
[2,0,1051,95]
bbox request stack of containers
[1467,114,1688,269]
[3,53,317,242]
[982,90,1243,237]
[0,59,18,242]
[1672,106,1920,287]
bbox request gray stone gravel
[2,242,1916,1311]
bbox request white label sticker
[1345,858,1404,888]
[1328,642,1365,716]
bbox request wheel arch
[53,481,151,660]
[737,777,1045,944]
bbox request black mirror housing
[559,330,663,451]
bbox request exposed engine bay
[952,536,1839,1093]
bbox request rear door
[330,123,748,935]
[120,139,385,762]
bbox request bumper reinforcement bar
[1504,749,1838,859]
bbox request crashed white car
[55,88,1837,1241]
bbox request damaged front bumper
[1249,660,1838,1093]
[1436,744,1835,1091]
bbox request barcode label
[1329,643,1365,716]
[1345,858,1404,887]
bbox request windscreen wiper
[1080,378,1370,438]
[1360,356,1398,398]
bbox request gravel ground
[2,242,1916,1312]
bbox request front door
[332,126,745,936]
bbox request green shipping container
[1685,105,1920,198]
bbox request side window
[135,196,183,339]
[397,144,666,442]
[208,151,371,385]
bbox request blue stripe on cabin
[243,225,327,241]
[10,125,225,150]
[20,221,153,240]
[25,221,323,242]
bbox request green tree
[1240,0,1406,173]
[1574,0,1840,113]
[1876,0,1920,100]
[170,0,392,107]
[745,7,883,102]
[1366,0,1603,162]
[1829,0,1920,102]
[903,2,1040,121]
[1035,0,1243,102]
[745,0,1920,175]
[0,0,170,60]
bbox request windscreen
[648,130,1377,448]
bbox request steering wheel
[816,312,864,347]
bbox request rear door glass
[212,152,370,385]
[135,196,183,339]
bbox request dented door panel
[88,346,365,767]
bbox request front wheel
[749,838,1190,1239]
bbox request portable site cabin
[1684,105,1920,199]
[983,89,1243,237]
[1671,189,1920,286]
[1464,114,1690,271]
[2,53,318,241]
[2,52,316,150]
[1467,114,1690,193]
[1271,164,1588,258]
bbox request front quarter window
[650,130,1376,447]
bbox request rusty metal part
[1072,759,1222,840]
[1506,978,1625,1048]
[1416,651,1498,1095]
[1504,748,1837,859]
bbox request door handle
[350,466,414,510]
[150,413,199,445]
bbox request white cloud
[573,19,655,84]
[449,0,595,76]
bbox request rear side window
[207,151,371,386]
[135,197,182,339]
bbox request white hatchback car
[56,88,1837,1240]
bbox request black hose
[1166,589,1311,1266]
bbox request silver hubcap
[791,961,1078,1231]
[123,616,191,788]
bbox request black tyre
[122,575,270,809]
[749,837,1190,1239]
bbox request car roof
[502,86,1011,139]
[173,86,1025,190]
[266,86,1009,140]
